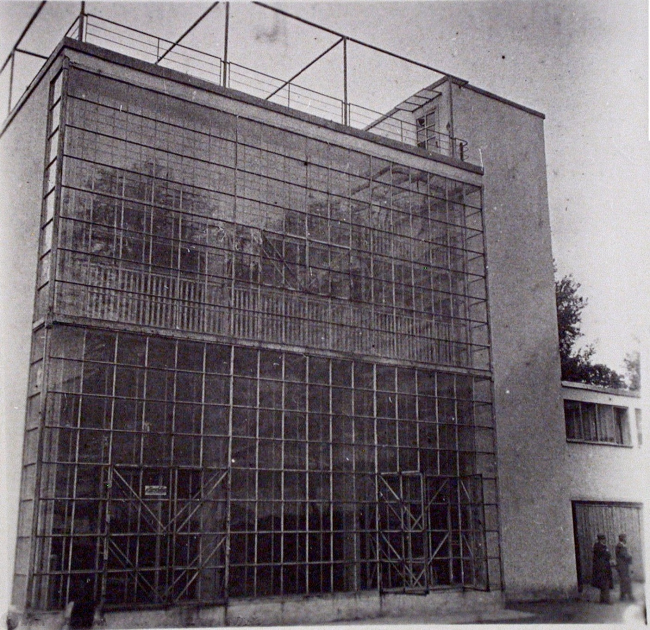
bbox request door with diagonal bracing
[376,474,488,593]
[377,473,430,593]
[104,466,228,606]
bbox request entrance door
[572,501,644,589]
[377,472,429,593]
[375,473,488,593]
[104,466,228,606]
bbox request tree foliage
[555,274,626,389]
[624,351,641,391]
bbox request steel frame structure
[1,2,469,161]
[13,17,500,613]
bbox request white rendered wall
[450,82,574,599]
[0,61,55,616]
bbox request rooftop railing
[1,3,473,164]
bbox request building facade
[3,17,635,627]
[562,382,645,592]
[6,39,503,624]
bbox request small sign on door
[145,485,168,497]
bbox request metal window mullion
[253,350,261,597]
[280,354,286,596]
[162,340,179,600]
[64,334,92,602]
[328,360,334,593]
[456,206,470,365]
[223,344,235,601]
[30,338,55,608]
[304,356,310,595]
[133,357,147,603]
[350,363,359,592]
[174,198,183,329]
[132,343,147,603]
[452,381,461,582]
[202,226,209,332]
[372,362,381,592]
[91,399,106,601]
[229,122,239,339]
[369,226,376,350]
[455,475,465,585]
[102,332,118,602]
[199,341,206,468]
[129,337,150,603]
[414,370,422,483]
[408,175,417,358]
[138,342,150,468]
[445,477,453,584]
[168,467,176,602]
[435,375,441,475]
[389,176,398,358]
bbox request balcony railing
[2,6,475,163]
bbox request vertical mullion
[389,168,398,358]
[328,360,333,594]
[229,123,238,339]
[351,362,358,592]
[253,350,260,596]
[166,340,179,600]
[106,333,118,599]
[452,376,460,583]
[304,355,310,595]
[223,344,234,601]
[415,370,422,486]
[131,337,148,603]
[408,170,417,341]
[197,343,206,601]
[280,353,286,596]
[456,477,465,586]
[435,374,441,476]
[62,334,84,604]
[175,206,182,330]
[460,194,471,366]
[372,362,380,592]
[446,478,453,585]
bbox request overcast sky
[1,0,648,374]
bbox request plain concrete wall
[0,61,56,617]
[450,82,575,600]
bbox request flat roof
[561,380,640,399]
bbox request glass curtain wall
[33,328,496,606]
[55,68,489,370]
[21,64,498,609]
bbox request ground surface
[318,582,647,626]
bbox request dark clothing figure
[591,538,613,604]
[616,538,634,601]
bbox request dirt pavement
[501,581,646,625]
[318,582,647,626]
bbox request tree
[555,274,625,388]
[623,351,641,391]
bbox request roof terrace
[0,2,475,164]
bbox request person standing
[615,533,634,601]
[591,534,613,604]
